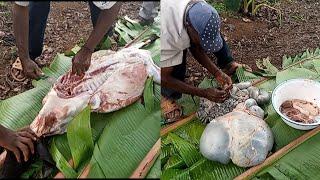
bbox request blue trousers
[28,1,113,60]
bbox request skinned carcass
[29,47,160,137]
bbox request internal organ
[30,47,160,137]
[280,99,320,124]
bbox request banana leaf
[87,101,160,178]
[67,106,94,169]
[146,156,161,178]
[253,131,320,179]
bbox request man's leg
[88,1,113,37]
[139,1,159,24]
[29,1,51,61]
[213,35,234,69]
[161,50,187,100]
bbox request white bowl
[272,78,320,130]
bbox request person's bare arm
[0,125,37,163]
[72,2,122,75]
[162,67,229,102]
[189,45,232,91]
[13,4,43,79]
[186,25,232,91]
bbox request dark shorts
[28,1,113,60]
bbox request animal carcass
[30,47,160,137]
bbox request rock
[235,81,252,90]
[249,105,265,119]
[256,90,270,105]
[244,98,258,108]
[248,86,260,100]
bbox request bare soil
[0,1,142,100]
[185,0,320,86]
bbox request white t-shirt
[15,1,117,10]
[160,0,191,68]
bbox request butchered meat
[30,47,160,137]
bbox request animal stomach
[30,48,151,137]
[200,110,273,167]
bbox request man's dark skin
[161,25,234,104]
[13,2,122,79]
[0,125,37,163]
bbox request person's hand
[215,70,233,91]
[71,47,92,76]
[21,58,44,80]
[1,126,37,163]
[201,87,230,103]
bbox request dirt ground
[0,1,142,100]
[186,0,320,86]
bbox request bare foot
[161,96,182,123]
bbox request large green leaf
[276,67,319,84]
[168,133,202,167]
[88,102,160,178]
[189,158,245,179]
[174,120,205,146]
[146,156,161,178]
[256,58,279,77]
[50,138,78,178]
[67,106,94,169]
[162,168,192,180]
[254,132,320,179]
[164,154,186,170]
[143,77,155,112]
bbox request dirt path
[186,0,320,86]
[0,2,142,100]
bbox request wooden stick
[130,139,161,178]
[161,113,196,137]
[235,125,320,180]
[124,27,150,48]
[78,164,91,178]
[77,139,161,178]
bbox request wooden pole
[124,27,150,48]
[235,126,320,180]
[78,164,91,178]
[130,139,161,178]
[161,113,196,137]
